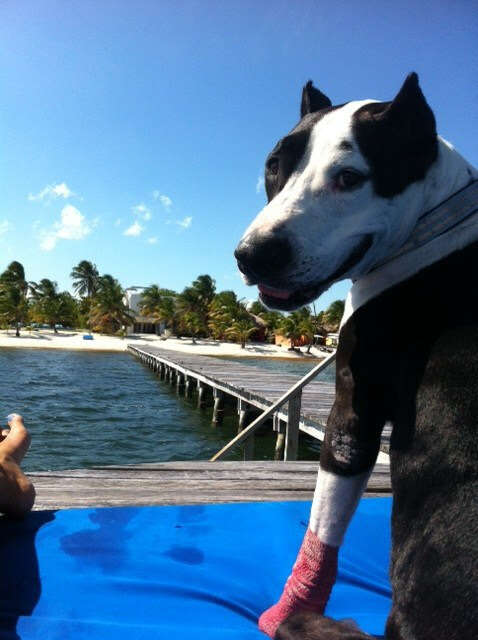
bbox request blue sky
[1,0,477,311]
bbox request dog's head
[235,73,438,310]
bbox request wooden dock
[128,344,391,462]
[30,461,391,510]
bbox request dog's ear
[380,72,436,141]
[354,72,438,196]
[300,81,332,117]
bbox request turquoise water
[1,349,323,472]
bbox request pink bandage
[258,528,338,638]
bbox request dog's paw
[275,611,372,640]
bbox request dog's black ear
[354,72,438,196]
[380,72,436,140]
[300,81,332,117]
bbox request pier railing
[210,351,336,461]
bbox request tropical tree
[191,274,216,311]
[0,262,29,336]
[71,260,99,298]
[29,279,63,332]
[323,299,345,331]
[89,275,135,335]
[208,291,239,340]
[278,312,303,349]
[181,311,203,344]
[297,309,315,353]
[139,285,178,333]
[249,299,283,342]
[225,315,257,349]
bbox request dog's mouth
[257,235,374,311]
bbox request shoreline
[0,330,328,360]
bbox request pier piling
[212,389,224,425]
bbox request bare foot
[0,414,35,517]
[0,414,31,465]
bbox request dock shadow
[0,510,56,639]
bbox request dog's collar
[342,180,478,328]
[375,179,478,269]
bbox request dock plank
[30,461,391,510]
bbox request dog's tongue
[258,284,292,300]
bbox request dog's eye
[336,170,365,190]
[267,158,279,176]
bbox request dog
[235,74,478,639]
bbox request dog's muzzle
[235,232,375,311]
[234,233,294,283]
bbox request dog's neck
[422,137,478,211]
[341,140,478,328]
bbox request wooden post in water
[284,391,302,461]
[184,376,192,398]
[273,413,286,460]
[212,389,224,425]
[197,381,206,409]
[238,399,254,460]
[176,372,184,395]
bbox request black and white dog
[235,74,478,639]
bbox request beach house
[123,286,166,335]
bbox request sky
[1,0,477,311]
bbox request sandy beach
[0,329,327,359]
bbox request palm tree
[89,275,135,334]
[225,316,257,349]
[0,262,29,336]
[139,285,178,333]
[191,275,216,309]
[208,291,239,340]
[70,260,99,298]
[29,279,61,332]
[181,311,203,344]
[298,314,315,353]
[278,313,303,349]
[323,300,345,331]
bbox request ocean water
[0,348,327,472]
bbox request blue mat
[0,498,392,639]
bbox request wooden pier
[26,345,392,512]
[128,344,391,463]
[30,461,391,510]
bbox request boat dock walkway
[128,344,391,462]
[30,461,391,510]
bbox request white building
[123,286,166,335]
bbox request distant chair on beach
[83,334,94,340]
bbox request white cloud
[39,205,93,251]
[160,194,172,210]
[147,236,158,244]
[256,175,265,193]
[177,216,192,229]
[0,220,11,237]
[152,190,173,210]
[123,221,144,237]
[132,203,152,221]
[29,182,75,202]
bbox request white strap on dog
[342,180,478,327]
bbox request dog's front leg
[259,316,388,639]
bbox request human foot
[0,413,35,517]
[258,529,338,638]
[0,414,31,465]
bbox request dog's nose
[234,233,293,280]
